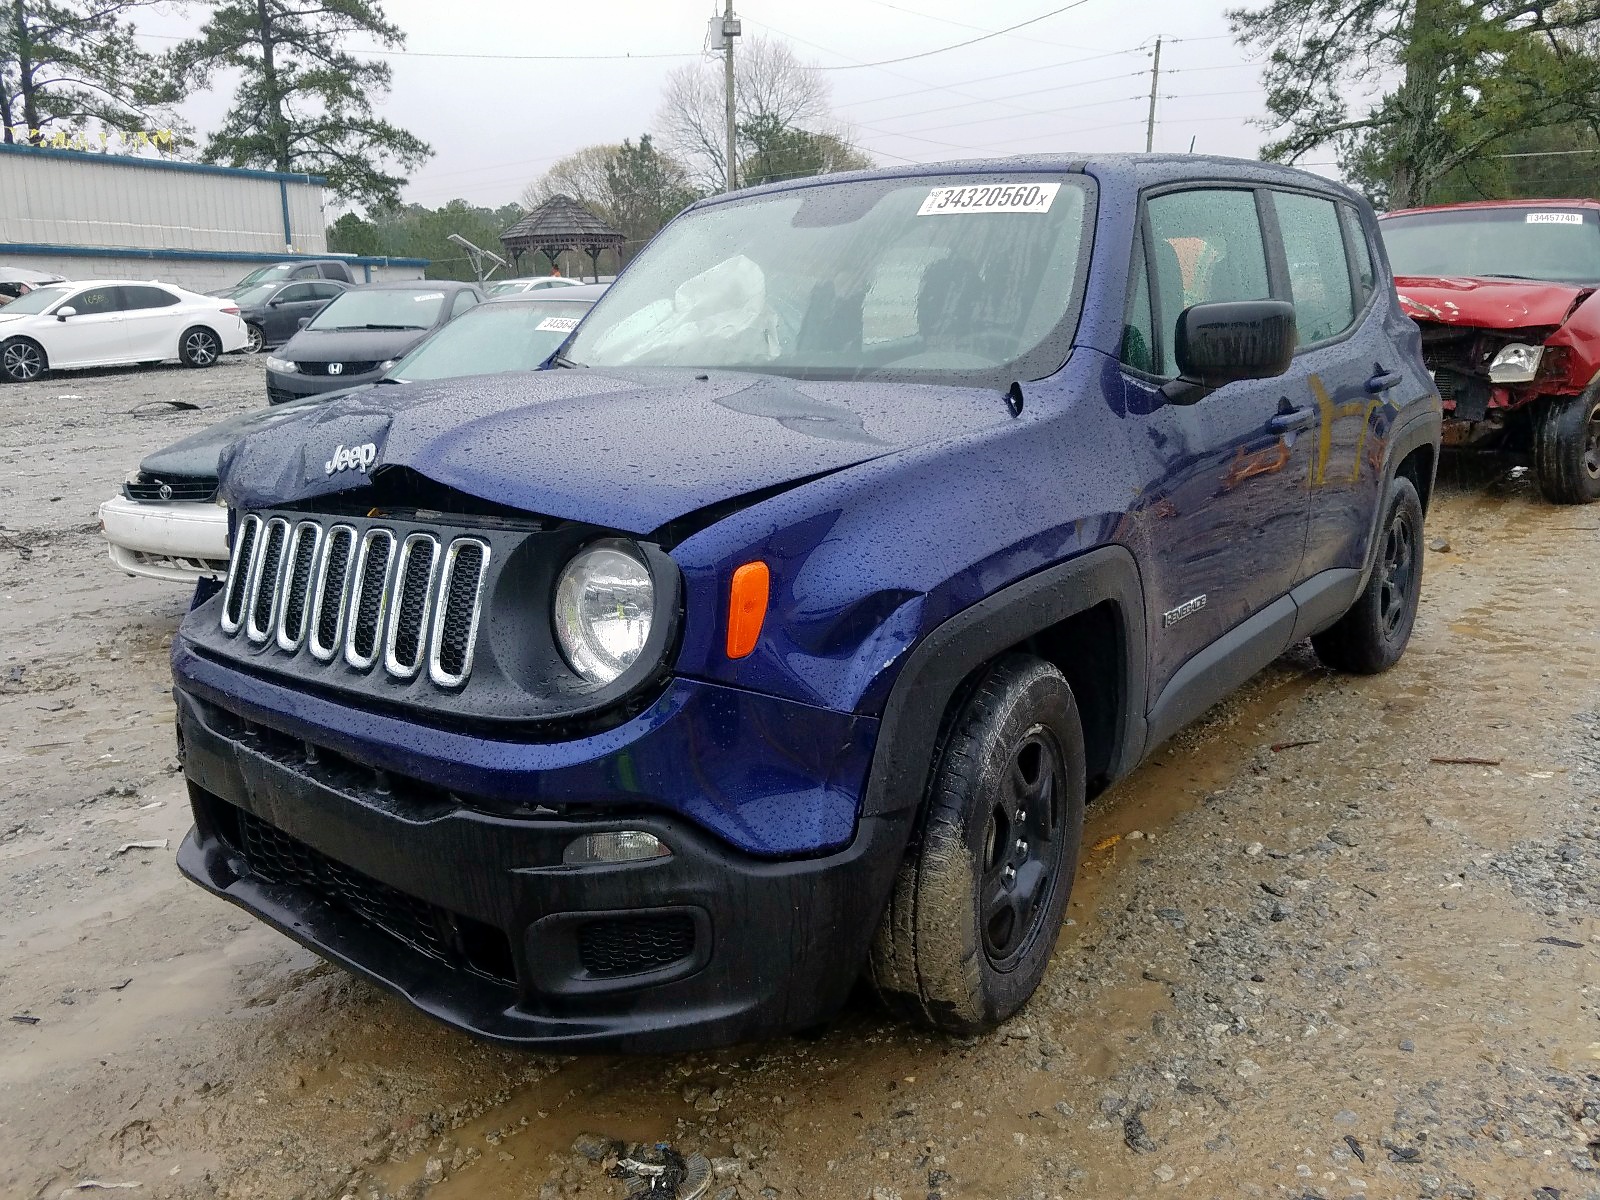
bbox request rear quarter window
[1271,191,1357,344]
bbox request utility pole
[1144,36,1162,154]
[722,0,740,193]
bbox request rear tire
[1531,389,1600,504]
[0,337,46,382]
[180,326,221,368]
[868,654,1086,1035]
[1312,476,1424,675]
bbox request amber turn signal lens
[726,561,770,659]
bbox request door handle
[1268,407,1317,434]
[1366,367,1404,393]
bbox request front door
[1119,186,1314,702]
[265,282,328,343]
[47,285,128,367]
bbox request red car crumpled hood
[1394,274,1592,330]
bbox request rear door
[1272,193,1392,579]
[47,285,129,366]
[118,285,185,360]
[1120,186,1314,700]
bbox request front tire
[1531,389,1600,504]
[869,654,1086,1035]
[1312,475,1424,675]
[245,323,266,355]
[0,338,46,382]
[180,326,221,368]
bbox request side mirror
[1163,300,1296,404]
[55,306,77,321]
[296,316,311,329]
[267,298,284,307]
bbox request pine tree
[166,0,430,205]
[1,0,172,145]
[1230,0,1600,206]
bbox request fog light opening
[563,830,672,866]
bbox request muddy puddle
[2,370,1596,1200]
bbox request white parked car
[0,279,248,381]
[485,275,587,296]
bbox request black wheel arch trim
[860,544,1147,817]
[1359,406,1441,592]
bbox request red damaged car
[1380,199,1600,503]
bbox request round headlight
[553,543,655,685]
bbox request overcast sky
[130,0,1323,210]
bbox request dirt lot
[1,358,1596,1200]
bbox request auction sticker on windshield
[1526,212,1585,225]
[536,316,581,333]
[918,182,1060,216]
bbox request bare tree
[656,34,861,191]
[519,143,621,212]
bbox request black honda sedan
[263,279,485,403]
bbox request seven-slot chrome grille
[220,513,489,688]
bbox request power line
[854,68,1146,126]
[811,0,1096,70]
[859,0,1110,53]
[133,30,698,61]
[752,17,1106,126]
[838,44,1153,110]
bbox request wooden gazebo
[500,195,625,282]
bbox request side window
[1340,204,1376,301]
[307,283,344,301]
[450,290,480,318]
[66,287,124,315]
[1145,189,1271,376]
[120,286,179,310]
[1121,236,1156,374]
[276,284,316,303]
[292,265,319,280]
[1272,191,1356,344]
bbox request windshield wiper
[1481,273,1539,281]
[328,323,422,331]
[551,353,586,368]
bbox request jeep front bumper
[171,648,907,1051]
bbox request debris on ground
[1429,756,1502,766]
[9,1013,40,1024]
[127,400,201,416]
[111,840,168,855]
[606,1143,713,1199]
[61,1183,142,1194]
[1270,739,1320,752]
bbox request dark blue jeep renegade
[172,155,1441,1051]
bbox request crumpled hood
[1395,274,1592,330]
[139,388,368,479]
[218,367,1015,533]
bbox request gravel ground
[0,359,1595,1200]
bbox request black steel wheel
[0,338,45,382]
[1312,475,1425,675]
[1532,389,1600,504]
[180,326,221,367]
[979,726,1068,971]
[869,653,1086,1035]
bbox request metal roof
[0,142,326,185]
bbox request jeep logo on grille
[325,442,377,476]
